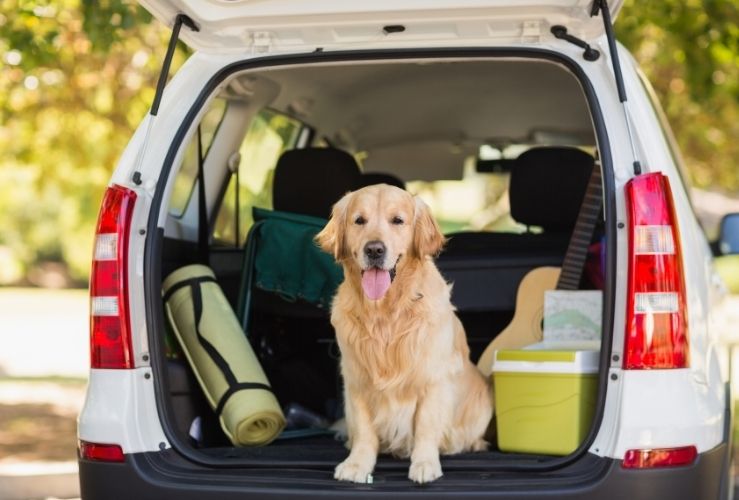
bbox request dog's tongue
[361,268,391,300]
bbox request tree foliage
[0,0,168,284]
[0,0,736,285]
[617,0,738,190]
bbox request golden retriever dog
[316,184,492,484]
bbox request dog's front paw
[408,459,442,483]
[334,459,373,483]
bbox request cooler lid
[492,348,600,374]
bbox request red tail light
[624,173,688,369]
[622,445,697,469]
[79,440,125,462]
[89,185,137,369]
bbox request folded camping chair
[237,207,344,333]
[236,147,362,333]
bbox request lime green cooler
[491,348,599,456]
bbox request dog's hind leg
[456,365,493,452]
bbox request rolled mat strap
[162,276,217,304]
[215,382,274,416]
[163,264,285,446]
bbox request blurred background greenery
[0,0,737,288]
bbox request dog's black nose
[364,241,386,262]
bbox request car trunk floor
[197,435,552,470]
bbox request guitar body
[476,266,560,377]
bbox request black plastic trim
[718,381,734,499]
[550,25,600,61]
[79,444,729,499]
[143,47,616,478]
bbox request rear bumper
[79,444,730,500]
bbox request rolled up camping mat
[163,264,285,446]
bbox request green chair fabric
[238,208,344,330]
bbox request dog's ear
[411,196,445,258]
[316,192,352,261]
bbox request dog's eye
[391,216,404,225]
[354,216,366,225]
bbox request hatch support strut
[151,14,199,117]
[131,14,198,186]
[591,0,642,176]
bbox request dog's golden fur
[316,184,492,484]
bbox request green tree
[0,0,169,285]
[617,0,739,191]
[0,1,735,285]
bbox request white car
[77,1,739,498]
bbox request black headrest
[358,172,405,190]
[273,148,362,219]
[509,147,595,232]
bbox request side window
[168,98,228,217]
[212,109,304,247]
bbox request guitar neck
[556,165,603,291]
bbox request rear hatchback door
[139,0,624,52]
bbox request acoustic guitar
[476,163,602,377]
[476,266,560,377]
